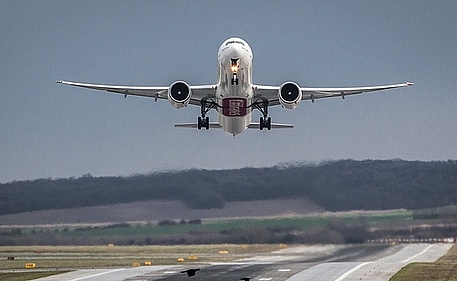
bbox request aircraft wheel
[205,117,210,130]
[198,117,202,130]
[260,117,264,130]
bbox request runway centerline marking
[278,269,291,272]
[334,262,371,281]
[69,268,125,281]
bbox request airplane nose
[224,44,245,59]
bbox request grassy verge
[0,244,281,270]
[0,271,69,281]
[390,244,457,281]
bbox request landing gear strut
[198,97,217,130]
[253,99,271,130]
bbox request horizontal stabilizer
[174,123,222,129]
[175,122,293,129]
[248,123,294,129]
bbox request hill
[1,159,456,217]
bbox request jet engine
[278,82,302,109]
[168,81,192,108]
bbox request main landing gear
[198,97,217,130]
[260,116,271,130]
[196,97,273,131]
[253,99,271,130]
[198,116,210,130]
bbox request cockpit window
[225,40,245,46]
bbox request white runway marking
[69,268,126,281]
[333,262,371,281]
[402,244,433,263]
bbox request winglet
[406,82,414,86]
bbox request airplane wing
[56,80,216,106]
[253,82,413,106]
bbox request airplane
[57,37,413,136]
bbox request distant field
[2,203,456,246]
[0,199,322,226]
[3,207,448,245]
[59,209,411,236]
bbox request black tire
[198,117,202,130]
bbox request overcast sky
[1,1,456,183]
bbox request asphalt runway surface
[35,243,452,281]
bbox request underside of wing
[57,80,217,106]
[253,82,413,106]
[57,80,169,99]
[252,85,281,106]
[300,82,413,102]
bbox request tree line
[1,159,456,216]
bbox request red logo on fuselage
[222,98,247,117]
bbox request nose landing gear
[231,74,239,85]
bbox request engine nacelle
[168,81,192,108]
[278,81,302,109]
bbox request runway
[34,243,451,281]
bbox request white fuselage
[216,38,254,135]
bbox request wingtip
[406,81,414,86]
[55,80,63,84]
